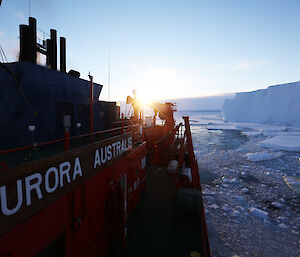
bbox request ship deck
[125,166,206,257]
[0,133,116,168]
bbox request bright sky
[1,0,300,102]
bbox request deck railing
[0,118,140,170]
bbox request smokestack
[60,37,66,72]
[47,29,57,70]
[19,25,29,62]
[28,17,37,63]
[19,17,37,63]
[46,39,51,68]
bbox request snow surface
[223,81,300,127]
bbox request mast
[108,42,111,101]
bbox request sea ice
[234,196,245,202]
[241,131,262,137]
[271,202,282,208]
[241,187,249,193]
[180,111,300,256]
[203,189,215,195]
[283,175,300,193]
[278,223,288,229]
[230,178,239,184]
[222,176,230,183]
[245,151,283,162]
[259,135,300,152]
[206,123,237,131]
[227,168,237,173]
[240,171,246,177]
[209,204,219,210]
[232,210,241,217]
[222,205,229,212]
[249,207,269,219]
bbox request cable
[0,61,37,116]
[0,43,8,63]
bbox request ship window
[36,233,65,257]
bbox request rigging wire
[0,43,8,63]
[0,61,37,116]
[127,105,132,118]
[0,38,36,116]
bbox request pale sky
[1,0,300,102]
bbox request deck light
[28,125,35,132]
[28,125,37,149]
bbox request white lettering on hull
[25,173,43,206]
[0,158,83,216]
[0,180,23,216]
[93,137,132,169]
[73,157,82,180]
[45,167,59,193]
[0,136,132,217]
[59,161,71,187]
[94,149,101,168]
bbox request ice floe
[283,175,300,194]
[259,135,300,152]
[271,202,282,208]
[278,223,288,229]
[241,187,249,193]
[206,123,237,130]
[249,207,269,219]
[245,151,283,162]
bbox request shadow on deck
[125,167,206,257]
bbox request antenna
[29,0,31,17]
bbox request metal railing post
[63,115,71,151]
[89,73,94,143]
[183,116,200,190]
[121,113,124,134]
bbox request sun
[137,91,157,107]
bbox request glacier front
[223,81,300,126]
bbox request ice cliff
[170,93,235,111]
[223,81,300,126]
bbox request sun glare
[137,92,157,107]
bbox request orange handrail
[0,124,139,155]
[183,116,201,190]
